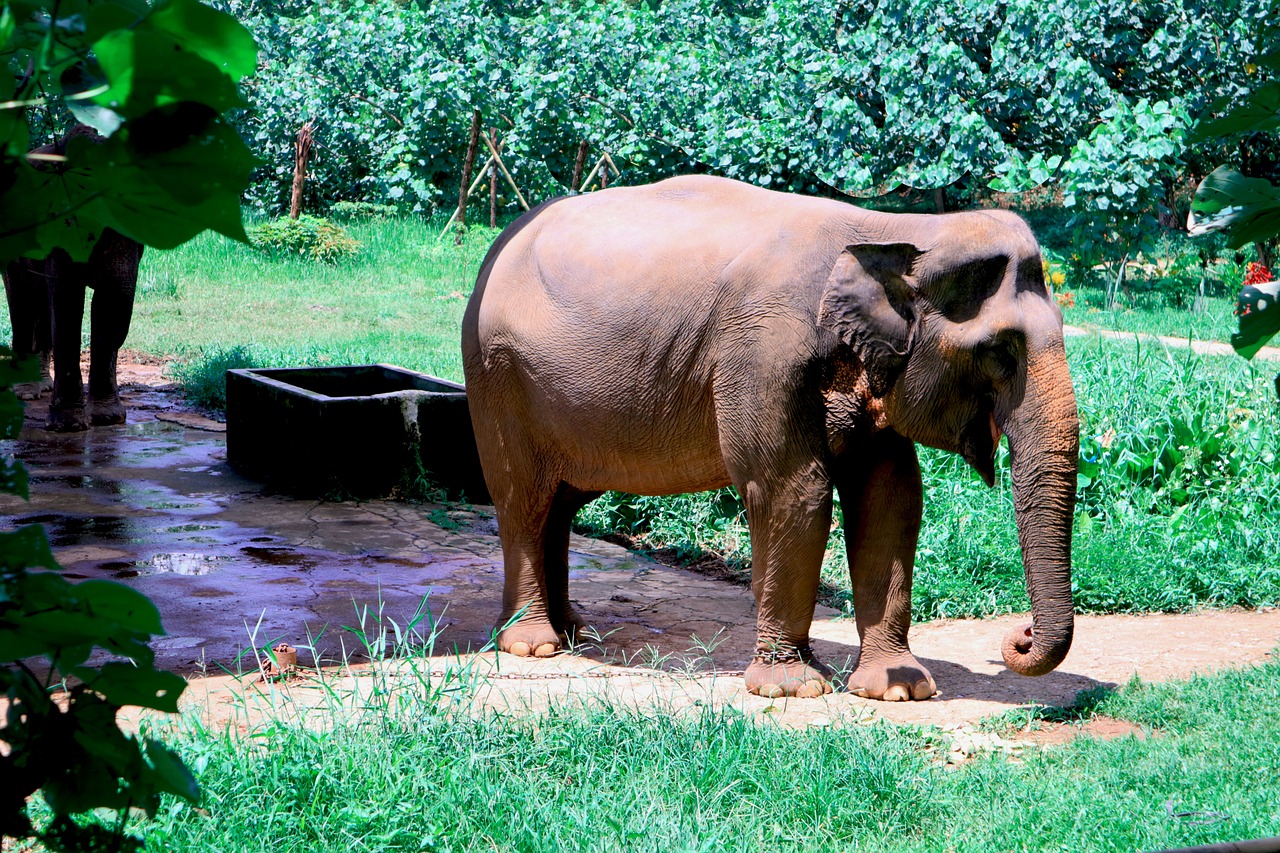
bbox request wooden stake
[290,120,314,220]
[571,140,588,193]
[455,109,482,245]
[437,155,495,240]
[489,129,499,228]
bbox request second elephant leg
[541,484,603,642]
[837,432,936,701]
[87,234,140,426]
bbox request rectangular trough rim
[228,363,467,402]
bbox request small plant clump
[1243,262,1274,286]
[248,214,361,262]
[330,200,397,220]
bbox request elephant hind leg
[542,483,603,643]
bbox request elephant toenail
[913,681,935,700]
[796,681,825,699]
[758,683,785,699]
[533,642,558,658]
[508,641,532,657]
[883,684,910,702]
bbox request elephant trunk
[998,336,1079,677]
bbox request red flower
[1244,262,1274,286]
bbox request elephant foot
[497,618,561,658]
[45,405,89,432]
[848,652,936,702]
[14,381,45,401]
[745,645,834,699]
[90,398,127,426]
[551,601,588,644]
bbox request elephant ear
[817,242,922,396]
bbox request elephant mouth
[959,408,1002,487]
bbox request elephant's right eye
[977,338,1019,383]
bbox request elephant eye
[977,336,1020,382]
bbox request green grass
[127,217,496,385]
[101,650,1280,852]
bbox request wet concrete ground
[6,367,1280,729]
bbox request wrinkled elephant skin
[462,176,1079,700]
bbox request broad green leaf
[144,739,200,803]
[145,0,258,81]
[1189,166,1280,249]
[1232,278,1280,360]
[73,579,164,635]
[1190,82,1280,142]
[79,662,186,712]
[0,455,30,499]
[0,524,58,573]
[91,29,247,117]
[79,112,256,245]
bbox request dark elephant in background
[463,175,1079,701]
[2,126,143,431]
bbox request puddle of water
[141,553,225,576]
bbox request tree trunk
[600,158,609,191]
[455,109,482,245]
[571,141,588,193]
[289,121,314,221]
[932,186,946,214]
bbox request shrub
[330,200,398,221]
[171,345,259,411]
[248,215,360,262]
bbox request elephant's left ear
[817,242,922,396]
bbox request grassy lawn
[108,653,1278,852]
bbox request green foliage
[170,344,260,410]
[217,0,1274,239]
[0,0,260,260]
[329,200,397,221]
[248,214,361,262]
[2,1,261,848]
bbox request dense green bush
[248,214,361,262]
[218,0,1276,250]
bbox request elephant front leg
[87,234,140,426]
[738,467,837,699]
[836,433,936,701]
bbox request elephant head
[818,210,1079,677]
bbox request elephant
[2,127,143,431]
[461,175,1079,701]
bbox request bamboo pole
[489,128,499,228]
[437,154,495,240]
[481,132,529,210]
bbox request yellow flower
[1051,271,1066,286]
[1246,63,1259,75]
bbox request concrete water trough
[226,364,490,502]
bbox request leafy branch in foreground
[2,0,261,848]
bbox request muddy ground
[2,352,1278,738]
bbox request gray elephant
[2,127,143,431]
[462,175,1078,701]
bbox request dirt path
[7,354,1280,738]
[1063,323,1280,361]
